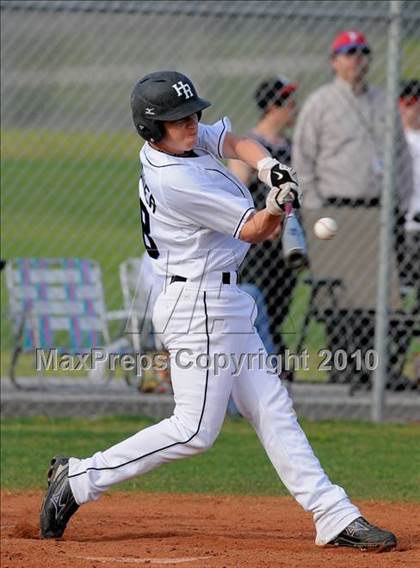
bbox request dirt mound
[1,491,419,567]
[12,521,39,540]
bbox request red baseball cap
[332,29,370,54]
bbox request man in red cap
[292,31,414,389]
[331,30,372,92]
[292,29,412,210]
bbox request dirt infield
[1,492,419,568]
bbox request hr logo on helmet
[172,81,194,99]
[145,107,156,116]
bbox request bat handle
[284,202,293,215]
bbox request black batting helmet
[131,71,211,142]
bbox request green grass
[1,128,143,375]
[0,126,328,380]
[1,129,142,302]
[1,127,419,381]
[1,416,419,501]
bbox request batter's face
[332,48,370,86]
[159,113,199,153]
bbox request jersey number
[139,198,160,259]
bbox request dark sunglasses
[343,46,371,56]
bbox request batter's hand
[257,157,301,209]
[266,183,300,216]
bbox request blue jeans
[227,283,275,416]
[239,283,275,355]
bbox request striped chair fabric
[6,258,110,354]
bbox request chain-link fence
[1,0,419,420]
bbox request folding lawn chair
[119,255,171,392]
[5,258,135,389]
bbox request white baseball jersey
[68,114,361,546]
[138,118,255,279]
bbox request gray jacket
[292,76,413,210]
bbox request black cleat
[328,517,397,551]
[40,456,79,539]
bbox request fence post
[372,0,402,423]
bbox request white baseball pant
[68,272,360,544]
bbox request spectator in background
[292,29,414,390]
[229,77,300,381]
[399,79,420,293]
[292,29,413,211]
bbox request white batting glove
[266,183,299,216]
[257,157,302,209]
[257,157,298,187]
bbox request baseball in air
[313,217,338,240]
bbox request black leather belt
[170,272,231,285]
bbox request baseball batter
[40,71,396,551]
